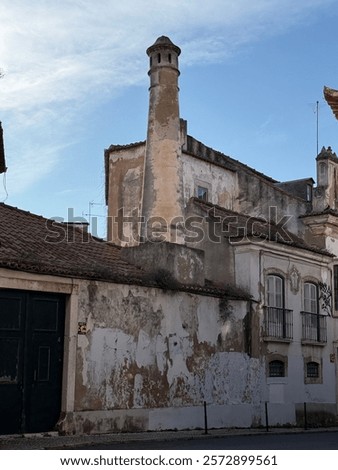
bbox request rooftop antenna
[316,100,319,157]
[83,200,105,237]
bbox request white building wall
[234,243,337,426]
[181,153,238,210]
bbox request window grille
[268,360,285,377]
[306,361,319,378]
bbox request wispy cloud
[0,0,334,195]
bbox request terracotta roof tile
[0,203,145,283]
[0,203,249,299]
[191,198,332,257]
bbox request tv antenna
[315,100,319,156]
[82,201,105,236]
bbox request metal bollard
[265,401,269,432]
[204,401,208,434]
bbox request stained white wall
[181,153,238,210]
[69,281,264,433]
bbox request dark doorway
[0,290,65,434]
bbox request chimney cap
[147,36,181,56]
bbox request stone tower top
[146,36,181,74]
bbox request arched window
[267,275,284,308]
[265,274,292,340]
[304,282,318,313]
[306,361,319,378]
[268,360,285,377]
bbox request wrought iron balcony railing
[301,311,327,343]
[263,307,293,341]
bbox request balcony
[263,307,293,341]
[301,311,327,344]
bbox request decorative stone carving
[289,265,300,294]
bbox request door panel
[27,295,65,433]
[0,290,65,434]
[0,292,25,434]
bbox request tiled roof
[0,203,249,299]
[191,198,333,257]
[0,203,146,283]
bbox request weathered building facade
[2,36,338,435]
[104,36,338,430]
[0,204,257,434]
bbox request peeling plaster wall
[181,147,309,239]
[106,144,145,245]
[236,171,309,237]
[67,280,263,434]
[182,152,237,210]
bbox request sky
[1,0,338,238]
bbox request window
[302,282,326,343]
[306,184,312,202]
[197,186,208,202]
[306,361,319,378]
[267,275,284,308]
[334,266,338,311]
[268,360,285,377]
[304,282,318,314]
[264,274,293,340]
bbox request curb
[1,426,338,450]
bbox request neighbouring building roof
[324,86,338,120]
[0,202,249,299]
[191,198,333,257]
[274,177,314,200]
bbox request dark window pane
[0,296,22,330]
[307,361,319,378]
[197,186,208,201]
[269,360,285,377]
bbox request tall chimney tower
[141,36,184,243]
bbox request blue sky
[1,0,338,238]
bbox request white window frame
[267,275,284,309]
[304,282,318,314]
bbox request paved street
[2,428,338,450]
[67,430,338,450]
